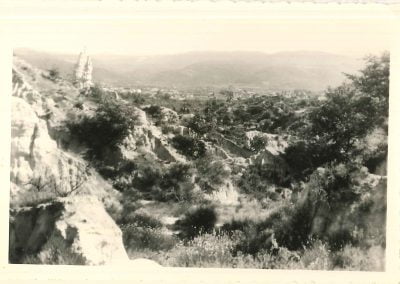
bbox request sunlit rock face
[9,196,129,265]
[10,58,125,265]
[245,130,288,156]
[119,107,186,163]
[10,86,120,211]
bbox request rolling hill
[13,48,363,91]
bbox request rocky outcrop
[11,59,121,208]
[10,95,120,210]
[10,58,127,266]
[119,107,186,163]
[9,196,129,265]
[210,133,253,158]
[245,130,288,155]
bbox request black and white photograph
[4,2,396,276]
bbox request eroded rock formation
[9,196,129,265]
[10,58,126,265]
[74,49,93,90]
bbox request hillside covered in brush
[9,51,388,270]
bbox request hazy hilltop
[14,48,362,91]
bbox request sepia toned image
[6,4,394,274]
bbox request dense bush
[122,226,177,252]
[226,162,378,253]
[281,141,320,180]
[157,163,199,202]
[44,68,60,82]
[346,52,389,120]
[281,53,389,179]
[195,155,231,193]
[118,212,163,229]
[21,234,86,265]
[171,135,206,159]
[144,105,162,119]
[330,245,385,271]
[174,205,218,240]
[120,162,200,202]
[68,100,138,161]
[249,136,267,153]
[238,157,290,201]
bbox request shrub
[87,84,107,101]
[67,100,137,160]
[131,166,163,197]
[171,135,206,159]
[195,156,230,194]
[47,68,60,82]
[249,136,267,153]
[174,205,218,240]
[126,162,200,202]
[161,232,302,269]
[219,218,257,238]
[187,114,214,136]
[112,160,197,204]
[238,157,290,201]
[168,233,236,267]
[118,212,163,229]
[21,233,86,265]
[274,162,378,252]
[281,141,320,180]
[122,226,177,252]
[144,105,162,119]
[18,166,89,207]
[232,227,275,256]
[298,240,332,270]
[331,245,384,271]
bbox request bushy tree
[238,156,289,200]
[129,162,199,202]
[171,135,206,159]
[68,100,137,160]
[144,105,162,119]
[282,52,390,177]
[249,136,267,153]
[195,155,231,193]
[346,52,389,120]
[187,114,213,136]
[47,68,60,82]
[174,205,217,240]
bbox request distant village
[73,49,325,102]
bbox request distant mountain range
[14,48,364,91]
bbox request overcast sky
[9,17,393,57]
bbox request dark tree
[171,135,206,159]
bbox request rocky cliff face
[10,57,126,264]
[9,196,129,265]
[119,106,186,164]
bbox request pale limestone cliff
[9,195,129,265]
[10,58,127,265]
[74,50,93,89]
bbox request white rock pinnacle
[74,48,93,89]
